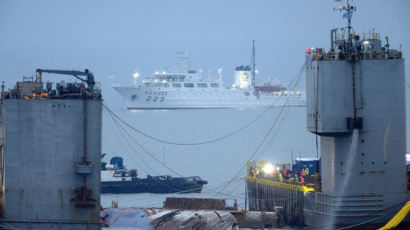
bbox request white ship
[114,45,306,109]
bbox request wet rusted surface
[58,189,64,216]
[101,208,239,230]
[101,207,285,229]
[150,209,238,230]
[100,208,150,229]
[19,189,24,201]
[231,210,283,228]
[163,197,226,210]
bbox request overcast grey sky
[1,0,409,106]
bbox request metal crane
[36,69,96,90]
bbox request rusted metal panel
[247,180,305,226]
[101,208,151,229]
[1,99,102,229]
[101,208,239,230]
[163,197,226,210]
[231,210,283,228]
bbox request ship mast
[250,39,256,88]
[334,0,358,121]
[334,0,356,43]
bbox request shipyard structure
[246,2,409,229]
[0,69,102,229]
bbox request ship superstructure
[114,47,305,109]
[0,69,102,229]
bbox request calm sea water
[101,107,316,209]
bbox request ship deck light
[262,163,274,175]
[133,72,140,79]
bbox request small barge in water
[101,156,208,194]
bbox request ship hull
[114,86,306,110]
[304,206,410,229]
[101,179,204,194]
[303,191,410,229]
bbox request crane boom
[36,69,96,89]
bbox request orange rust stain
[59,189,64,209]
[19,189,24,201]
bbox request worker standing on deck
[255,167,260,177]
[273,169,278,180]
[259,168,265,178]
[305,168,310,183]
[279,172,283,182]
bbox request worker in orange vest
[301,169,306,185]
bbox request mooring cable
[107,111,225,195]
[213,65,305,197]
[104,110,157,175]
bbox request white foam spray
[327,129,359,229]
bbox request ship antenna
[250,39,256,88]
[1,81,4,100]
[334,0,356,41]
[334,0,359,121]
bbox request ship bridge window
[197,83,208,88]
[210,83,219,88]
[153,83,164,87]
[172,83,181,88]
[184,83,195,88]
[144,83,152,87]
[168,75,185,82]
